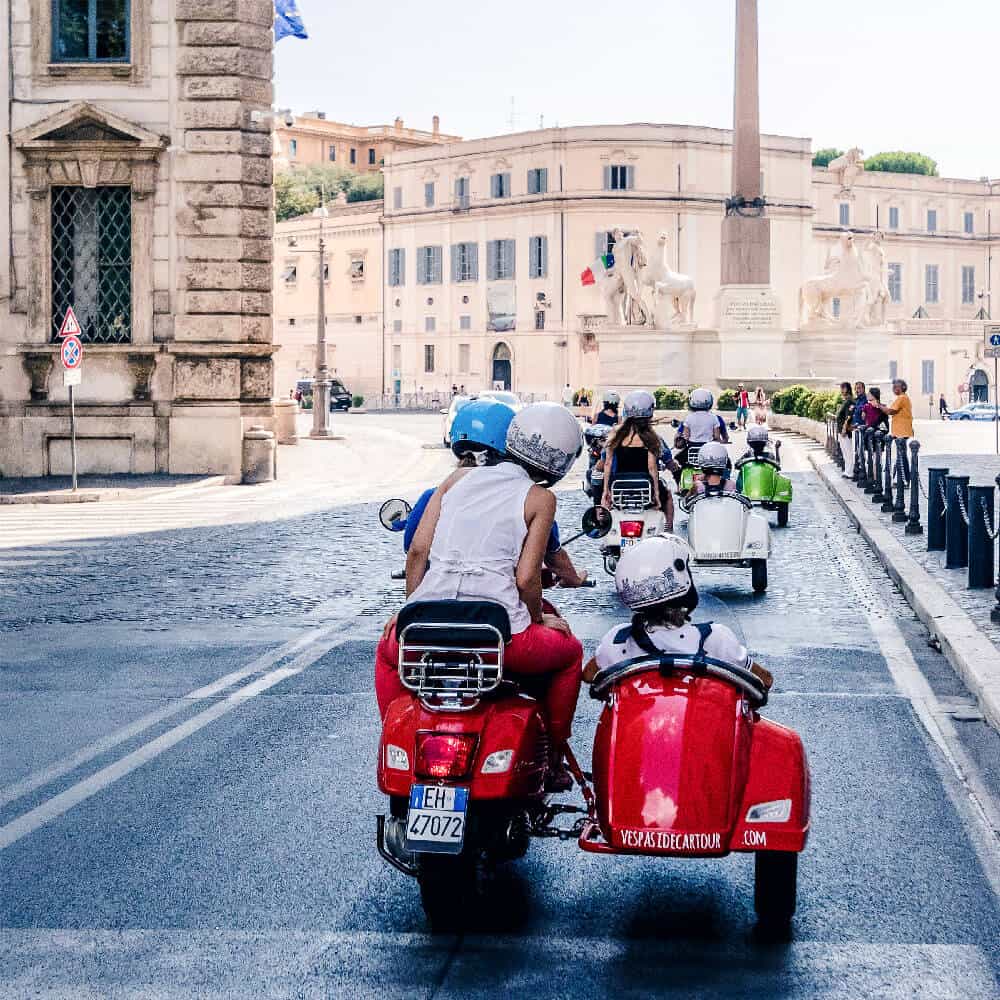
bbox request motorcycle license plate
[406,785,469,854]
[620,537,639,550]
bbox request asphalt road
[1,440,999,999]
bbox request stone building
[364,124,999,407]
[0,0,276,479]
[273,201,383,400]
[274,114,459,173]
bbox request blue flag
[275,0,308,41]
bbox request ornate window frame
[32,0,150,85]
[13,102,167,346]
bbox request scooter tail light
[415,733,477,779]
[385,744,410,771]
[620,520,644,538]
[481,749,514,774]
[745,798,792,823]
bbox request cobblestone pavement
[1,445,999,997]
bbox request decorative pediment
[14,102,166,199]
[421,166,440,181]
[14,102,167,150]
[600,148,639,163]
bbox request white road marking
[0,628,358,846]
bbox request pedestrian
[835,381,855,478]
[939,393,949,418]
[562,382,575,408]
[851,380,867,441]
[873,378,914,479]
[753,385,768,425]
[863,386,888,432]
[459,383,466,395]
[735,383,751,429]
[451,383,458,397]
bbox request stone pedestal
[713,285,791,379]
[596,325,693,389]
[799,323,892,383]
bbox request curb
[808,448,1000,732]
[0,492,100,505]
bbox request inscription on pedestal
[722,295,780,330]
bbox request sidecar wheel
[754,851,797,926]
[777,504,789,528]
[418,852,477,932]
[751,559,768,593]
[603,554,618,576]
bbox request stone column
[171,0,276,474]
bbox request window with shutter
[839,203,850,226]
[965,212,975,235]
[602,166,612,190]
[454,176,470,209]
[888,206,899,229]
[889,360,898,382]
[490,173,510,198]
[962,265,976,304]
[595,232,608,258]
[424,345,435,373]
[393,187,402,209]
[888,263,902,303]
[460,315,471,331]
[458,343,470,372]
[432,246,443,283]
[425,182,435,207]
[392,320,402,333]
[925,264,939,303]
[921,360,935,394]
[529,236,548,278]
[927,209,937,233]
[625,165,635,190]
[416,248,426,285]
[425,316,436,333]
[538,168,548,193]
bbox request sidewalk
[805,440,1000,731]
[0,474,223,504]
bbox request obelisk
[721,0,769,286]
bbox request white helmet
[615,535,695,610]
[689,388,714,411]
[623,389,655,420]
[584,423,612,447]
[602,390,621,407]
[747,425,769,446]
[505,402,583,483]
[698,441,730,474]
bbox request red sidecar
[582,652,811,923]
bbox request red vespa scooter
[376,509,609,927]
[581,597,811,924]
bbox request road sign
[61,335,83,369]
[58,307,81,338]
[63,368,81,387]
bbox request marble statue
[643,232,696,327]
[828,147,864,196]
[614,230,652,326]
[799,231,870,326]
[861,232,890,327]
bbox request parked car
[947,402,999,421]
[479,390,522,412]
[295,378,353,412]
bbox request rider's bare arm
[545,547,587,588]
[582,656,599,683]
[516,486,556,624]
[646,450,660,508]
[404,467,469,597]
[750,661,774,690]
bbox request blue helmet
[450,399,515,460]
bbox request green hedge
[352,394,364,409]
[770,384,809,415]
[717,389,737,411]
[654,387,689,410]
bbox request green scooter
[736,432,793,527]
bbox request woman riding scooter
[376,402,586,791]
[593,391,620,427]
[582,534,772,690]
[599,390,674,531]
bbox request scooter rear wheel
[777,504,789,528]
[418,852,477,932]
[751,559,768,593]
[754,850,798,926]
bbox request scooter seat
[397,599,512,645]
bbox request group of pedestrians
[735,383,768,430]
[836,378,914,479]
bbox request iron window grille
[51,185,132,344]
[52,0,130,63]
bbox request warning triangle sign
[58,307,81,338]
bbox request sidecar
[738,458,793,528]
[685,490,771,592]
[583,650,811,925]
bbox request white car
[479,390,522,412]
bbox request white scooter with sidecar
[598,474,668,576]
[683,485,771,592]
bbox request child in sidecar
[582,535,772,690]
[688,441,738,498]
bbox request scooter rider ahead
[736,425,779,469]
[683,388,722,445]
[593,391,620,427]
[582,535,772,689]
[376,402,586,790]
[692,441,737,494]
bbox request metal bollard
[905,440,923,535]
[863,428,876,494]
[992,473,1000,622]
[967,484,995,588]
[855,428,867,487]
[892,446,908,523]
[881,436,896,513]
[870,430,885,503]
[945,475,971,568]
[926,467,950,550]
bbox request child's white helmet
[615,535,695,610]
[747,425,769,445]
[697,441,730,474]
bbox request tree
[346,173,384,203]
[275,172,319,222]
[864,151,938,176]
[812,147,843,168]
[274,165,385,221]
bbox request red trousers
[375,621,583,744]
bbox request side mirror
[729,421,737,431]
[439,409,449,415]
[582,505,613,539]
[670,418,680,428]
[379,498,412,532]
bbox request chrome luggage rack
[611,479,653,512]
[397,620,505,710]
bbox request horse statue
[641,231,696,326]
[828,147,864,196]
[799,232,869,326]
[860,232,890,327]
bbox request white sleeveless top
[406,463,534,634]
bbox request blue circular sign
[990,333,1000,348]
[61,335,82,369]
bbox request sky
[275,0,1000,180]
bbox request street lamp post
[310,204,335,439]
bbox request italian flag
[581,253,614,286]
